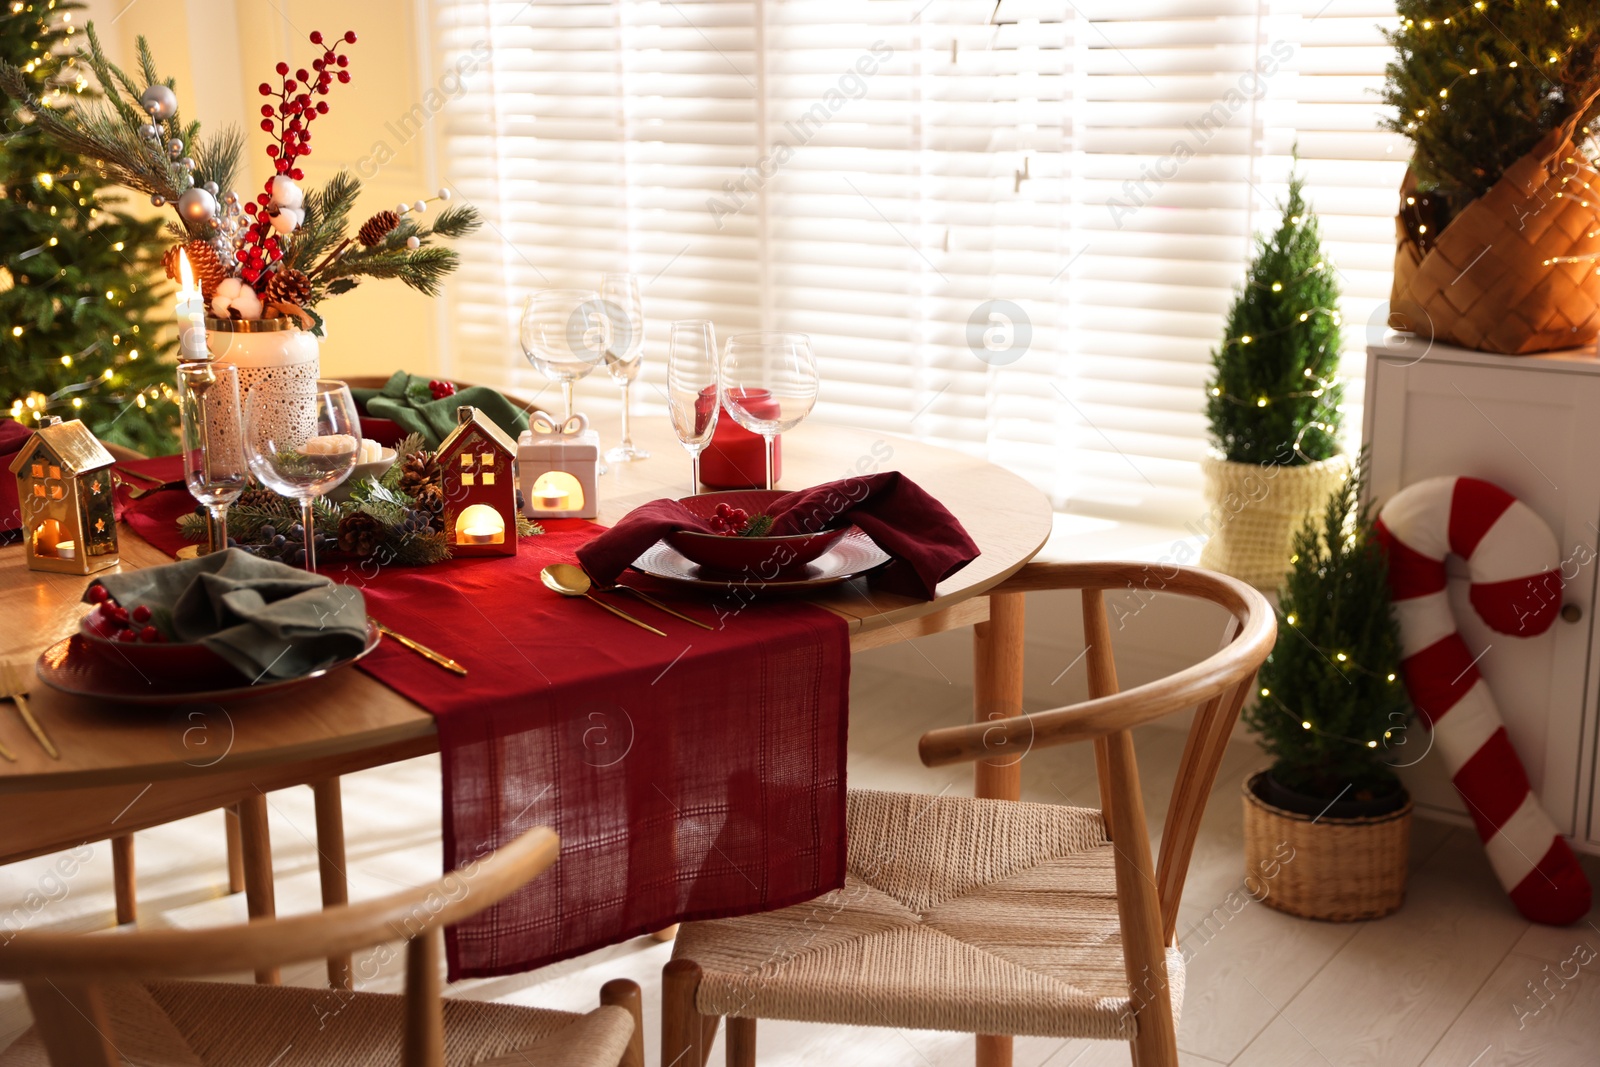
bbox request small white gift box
[518,412,599,519]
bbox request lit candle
[175,251,209,361]
[459,522,502,545]
[56,540,76,560]
[536,487,570,510]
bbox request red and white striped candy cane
[1375,476,1590,925]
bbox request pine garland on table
[178,433,542,565]
[1204,168,1344,467]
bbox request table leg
[973,590,1025,1067]
[224,805,245,894]
[237,793,279,985]
[651,924,680,942]
[313,779,352,990]
[111,836,135,926]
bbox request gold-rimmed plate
[630,528,890,593]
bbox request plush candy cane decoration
[1375,476,1591,925]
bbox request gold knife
[374,621,468,676]
[0,663,53,760]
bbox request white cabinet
[1364,338,1600,853]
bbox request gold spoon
[541,564,667,637]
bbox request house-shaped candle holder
[437,406,520,557]
[518,412,599,520]
[8,417,119,575]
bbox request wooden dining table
[0,414,1052,978]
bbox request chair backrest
[918,561,1275,941]
[0,826,559,1067]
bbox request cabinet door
[1365,355,1600,836]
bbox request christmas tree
[0,0,174,453]
[1244,457,1412,801]
[1381,0,1600,211]
[1205,171,1344,467]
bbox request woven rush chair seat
[0,979,634,1067]
[677,789,1184,1041]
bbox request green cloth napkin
[90,549,369,681]
[354,371,530,447]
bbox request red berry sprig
[241,29,359,286]
[709,502,750,536]
[428,379,457,401]
[86,587,168,643]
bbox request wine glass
[243,379,360,573]
[177,362,247,555]
[520,288,607,422]
[600,272,649,462]
[720,332,818,490]
[667,320,719,493]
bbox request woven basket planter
[1391,124,1600,355]
[1242,773,1411,922]
[1198,454,1349,590]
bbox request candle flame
[178,249,196,293]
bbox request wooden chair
[0,826,645,1067]
[659,561,1276,1067]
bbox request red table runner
[340,521,850,977]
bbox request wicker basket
[1242,773,1411,922]
[1391,122,1600,355]
[1198,454,1349,590]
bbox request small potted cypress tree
[1202,170,1349,588]
[1241,457,1415,920]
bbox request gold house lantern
[8,417,119,575]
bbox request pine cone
[337,511,384,556]
[263,267,311,308]
[413,484,445,525]
[162,239,229,301]
[397,451,441,496]
[236,487,286,511]
[358,210,401,248]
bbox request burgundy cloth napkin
[0,418,33,535]
[576,471,979,599]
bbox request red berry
[275,61,289,75]
[131,604,151,624]
[139,625,160,643]
[259,82,272,96]
[296,68,309,81]
[260,118,273,131]
[290,168,304,180]
[283,79,297,93]
[344,30,357,43]
[317,101,329,114]
[337,54,349,68]
[87,584,109,604]
[310,30,324,44]
[114,628,139,643]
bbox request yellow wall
[82,0,446,379]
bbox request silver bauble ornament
[150,194,166,207]
[139,85,177,120]
[176,187,217,224]
[204,181,219,195]
[139,123,159,141]
[167,138,184,159]
[179,158,196,172]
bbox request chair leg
[652,924,680,942]
[312,778,352,990]
[973,590,1026,802]
[224,804,246,894]
[600,979,645,1067]
[237,793,280,985]
[111,835,135,925]
[975,1035,1013,1067]
[663,958,707,1067]
[725,1016,756,1066]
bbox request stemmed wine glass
[600,272,649,462]
[520,288,608,422]
[243,379,360,573]
[177,362,247,555]
[667,320,719,493]
[720,332,818,490]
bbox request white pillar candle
[174,251,209,362]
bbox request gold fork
[1,661,56,760]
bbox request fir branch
[315,245,459,298]
[287,170,361,274]
[192,123,241,195]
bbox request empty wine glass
[177,362,247,555]
[667,320,719,493]
[600,272,649,462]
[721,332,818,490]
[243,379,360,573]
[520,288,608,422]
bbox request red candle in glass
[695,386,782,490]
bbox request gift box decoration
[8,417,119,575]
[695,385,781,490]
[518,412,599,520]
[437,405,520,557]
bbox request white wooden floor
[3,664,1598,1065]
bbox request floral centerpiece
[0,25,480,335]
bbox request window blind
[432,0,1405,525]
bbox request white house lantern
[8,417,119,575]
[518,411,599,520]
